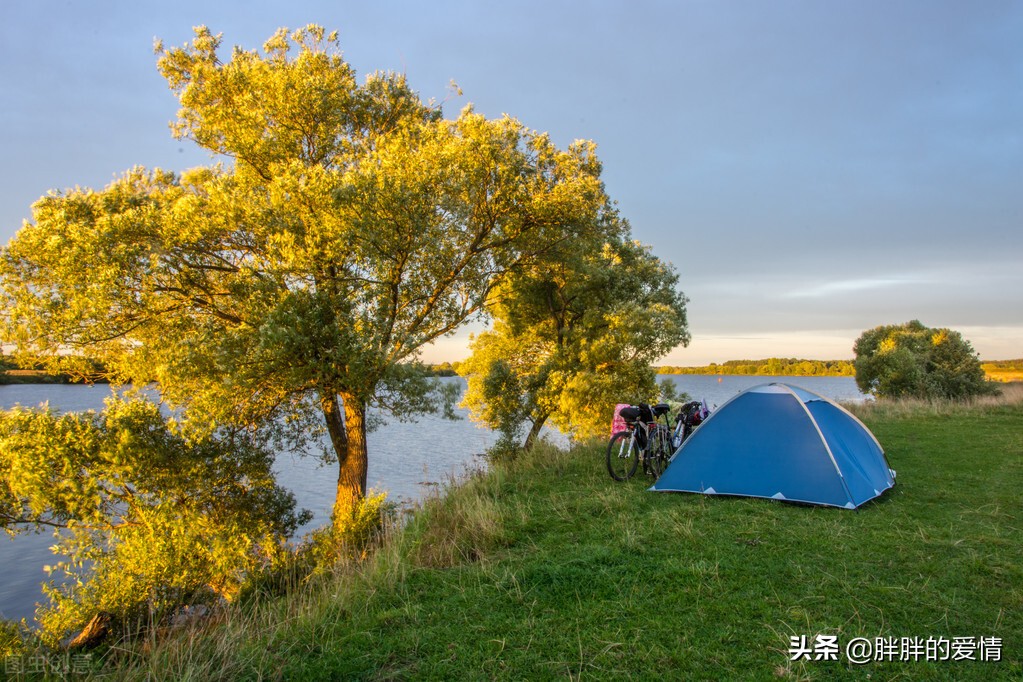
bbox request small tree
[460,227,689,447]
[853,320,995,399]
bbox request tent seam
[773,382,857,508]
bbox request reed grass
[847,381,1023,419]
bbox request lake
[0,374,865,623]
[663,373,867,409]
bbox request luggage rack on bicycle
[672,400,710,448]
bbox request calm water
[663,374,867,410]
[0,375,864,622]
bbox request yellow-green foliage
[0,397,305,647]
[0,619,29,659]
[304,490,391,573]
[853,320,994,399]
[460,238,689,445]
[1,24,624,520]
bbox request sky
[1,0,1020,365]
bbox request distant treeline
[424,359,857,377]
[3,357,465,383]
[0,355,109,385]
[424,362,462,377]
[5,357,1017,385]
[657,358,856,377]
[0,369,74,385]
[982,359,1023,370]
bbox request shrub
[0,397,307,647]
[853,320,997,400]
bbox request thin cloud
[784,277,924,299]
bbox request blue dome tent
[651,383,895,509]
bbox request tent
[651,383,895,509]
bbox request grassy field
[985,369,1023,383]
[67,388,1023,680]
[982,360,1023,383]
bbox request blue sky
[1,1,1020,364]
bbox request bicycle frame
[625,415,670,473]
[671,415,688,449]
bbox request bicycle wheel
[606,430,640,481]
[647,426,669,478]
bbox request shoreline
[3,364,1016,385]
[0,370,109,386]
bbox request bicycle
[606,402,673,481]
[670,400,710,449]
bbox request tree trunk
[523,412,549,451]
[321,391,369,523]
[67,611,112,650]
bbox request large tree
[0,26,610,520]
[853,320,995,399]
[459,221,690,447]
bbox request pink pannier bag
[610,403,631,436]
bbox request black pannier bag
[682,401,707,427]
[619,404,655,448]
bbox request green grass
[101,394,1022,680]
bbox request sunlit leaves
[0,397,305,644]
[853,320,995,399]
[1,24,621,515]
[460,227,690,444]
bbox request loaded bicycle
[670,400,710,449]
[606,403,673,481]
